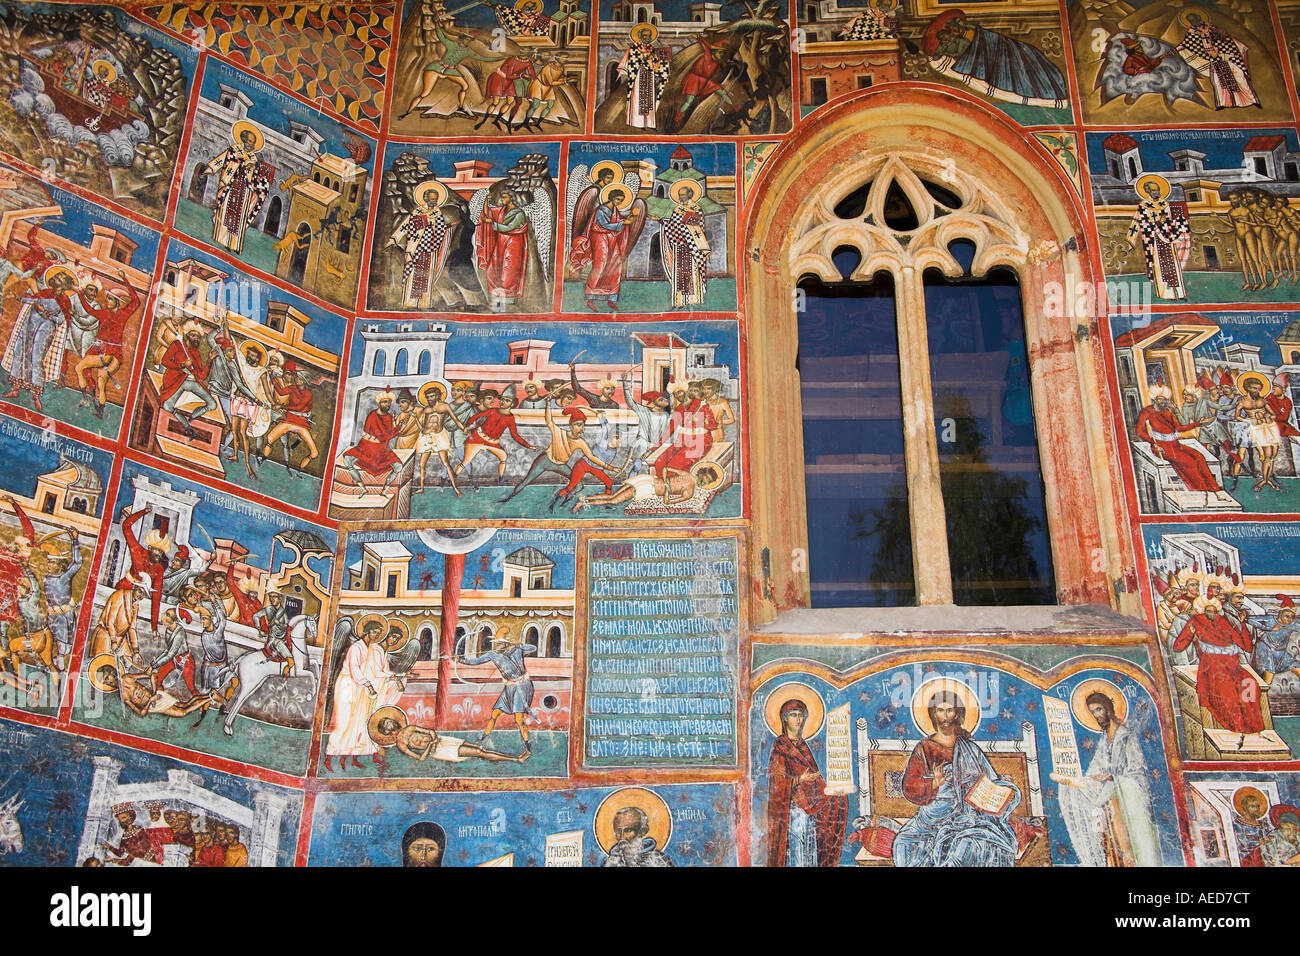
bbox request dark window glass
[799,252,914,607]
[922,242,1056,605]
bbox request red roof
[632,332,688,348]
[1114,313,1216,347]
[670,145,693,160]
[1243,135,1286,152]
[1102,133,1139,153]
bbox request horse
[0,793,23,855]
[221,614,316,737]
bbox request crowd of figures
[0,497,81,699]
[340,368,734,512]
[86,801,249,867]
[1135,369,1298,499]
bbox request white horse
[0,793,23,855]
[222,614,316,736]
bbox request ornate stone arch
[744,86,1137,624]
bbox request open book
[965,775,1016,815]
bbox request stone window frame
[743,89,1139,627]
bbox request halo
[355,612,388,639]
[1069,678,1128,732]
[41,264,75,289]
[241,341,267,364]
[690,458,727,492]
[763,681,826,737]
[87,654,118,692]
[629,23,658,43]
[515,0,541,10]
[417,380,447,407]
[599,180,635,210]
[91,59,118,83]
[367,705,408,747]
[589,160,623,185]
[1271,803,1300,828]
[384,618,412,652]
[231,121,264,152]
[1177,8,1205,28]
[911,677,981,736]
[413,179,448,211]
[1133,173,1170,202]
[669,179,704,205]
[1232,785,1268,817]
[593,787,672,854]
[1236,370,1270,397]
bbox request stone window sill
[756,603,1149,637]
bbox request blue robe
[893,734,1020,867]
[949,26,1068,103]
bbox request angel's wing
[522,189,554,282]
[566,163,592,230]
[387,638,421,675]
[321,614,356,718]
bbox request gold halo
[514,0,541,10]
[1233,785,1268,817]
[231,120,264,152]
[690,458,727,491]
[1178,8,1206,28]
[42,264,75,288]
[241,341,266,364]
[1236,370,1270,397]
[669,179,704,205]
[1070,678,1128,732]
[599,180,635,210]
[589,160,623,186]
[911,677,981,736]
[355,612,387,639]
[593,787,672,854]
[763,681,826,737]
[87,654,118,692]
[368,705,408,747]
[413,179,448,211]
[384,618,411,652]
[417,380,447,407]
[90,59,117,84]
[1134,173,1170,202]
[630,23,658,43]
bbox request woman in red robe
[766,698,848,866]
[1173,601,1264,734]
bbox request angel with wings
[470,183,553,312]
[566,160,647,312]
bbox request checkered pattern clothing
[838,10,896,40]
[663,209,708,304]
[1177,25,1250,74]
[401,213,448,297]
[213,149,271,233]
[1128,201,1190,283]
[494,5,552,36]
[625,43,670,115]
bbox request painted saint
[0,263,77,413]
[617,23,671,130]
[568,161,646,312]
[1127,173,1190,300]
[765,694,848,867]
[660,179,710,309]
[390,180,454,310]
[922,10,1068,109]
[202,121,272,255]
[1175,11,1260,111]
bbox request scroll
[1043,695,1083,785]
[544,830,583,867]
[823,703,855,795]
[478,853,514,867]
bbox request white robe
[326,640,398,756]
[1059,722,1162,866]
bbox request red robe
[272,379,313,427]
[118,508,166,630]
[654,399,717,476]
[1173,613,1264,733]
[1135,405,1220,491]
[766,734,848,866]
[475,204,529,298]
[901,736,955,805]
[681,38,723,98]
[464,408,531,449]
[343,409,401,475]
[80,284,140,362]
[159,338,210,403]
[571,204,634,298]
[1267,393,1300,438]
[0,550,22,623]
